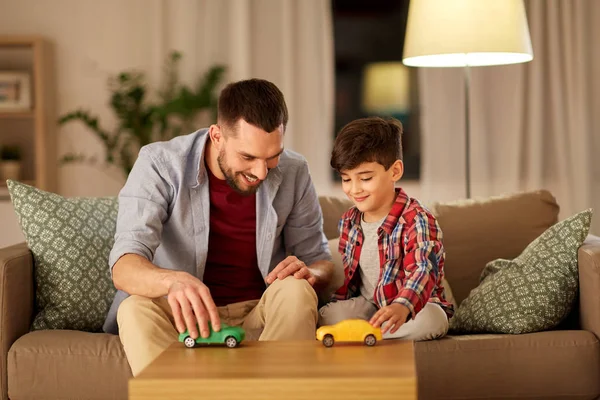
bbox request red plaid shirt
[333,188,454,319]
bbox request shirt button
[356,241,361,246]
[267,233,273,240]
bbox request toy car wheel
[364,334,377,346]
[323,334,334,347]
[183,336,196,348]
[225,336,238,348]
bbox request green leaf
[57,110,112,144]
[57,52,225,179]
[59,153,91,165]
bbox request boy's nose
[351,181,362,195]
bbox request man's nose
[250,161,268,181]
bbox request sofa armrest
[0,243,33,400]
[579,234,600,339]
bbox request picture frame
[0,72,31,111]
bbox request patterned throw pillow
[449,209,592,334]
[8,180,118,332]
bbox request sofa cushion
[428,190,559,306]
[318,196,352,240]
[415,330,600,400]
[319,238,345,305]
[7,330,130,400]
[441,277,457,311]
[450,209,592,334]
[7,180,117,331]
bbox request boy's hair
[218,78,289,134]
[331,117,403,172]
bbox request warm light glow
[403,53,533,68]
[362,62,410,114]
[402,0,533,68]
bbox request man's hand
[167,274,220,340]
[265,256,317,286]
[369,303,411,335]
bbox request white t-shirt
[359,215,386,302]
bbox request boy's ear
[390,160,404,182]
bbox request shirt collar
[188,130,210,188]
[344,188,409,235]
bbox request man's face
[217,119,284,195]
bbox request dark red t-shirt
[202,166,266,306]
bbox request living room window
[332,0,420,180]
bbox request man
[103,79,334,376]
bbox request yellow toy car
[316,319,383,347]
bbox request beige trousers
[118,276,318,376]
[318,296,449,341]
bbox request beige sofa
[1,190,599,399]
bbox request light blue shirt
[103,129,331,333]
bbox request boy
[319,117,453,341]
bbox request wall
[0,0,167,197]
[0,0,160,246]
[0,0,344,247]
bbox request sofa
[1,190,599,399]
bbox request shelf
[0,111,34,119]
[0,36,56,193]
[0,35,42,47]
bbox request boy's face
[340,161,403,221]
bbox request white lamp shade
[362,62,410,114]
[402,0,533,67]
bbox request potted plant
[0,144,22,181]
[58,51,226,178]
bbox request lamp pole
[401,1,534,200]
[464,64,471,199]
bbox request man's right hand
[166,275,220,340]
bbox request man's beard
[217,149,262,195]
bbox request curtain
[157,0,335,194]
[418,0,600,234]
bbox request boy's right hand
[166,274,220,340]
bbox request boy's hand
[370,303,411,334]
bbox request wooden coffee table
[129,340,416,400]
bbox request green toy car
[178,322,245,348]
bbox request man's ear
[390,159,404,182]
[208,124,224,148]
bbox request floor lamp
[402,0,534,199]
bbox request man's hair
[217,78,289,134]
[331,117,403,172]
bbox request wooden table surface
[130,340,416,400]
